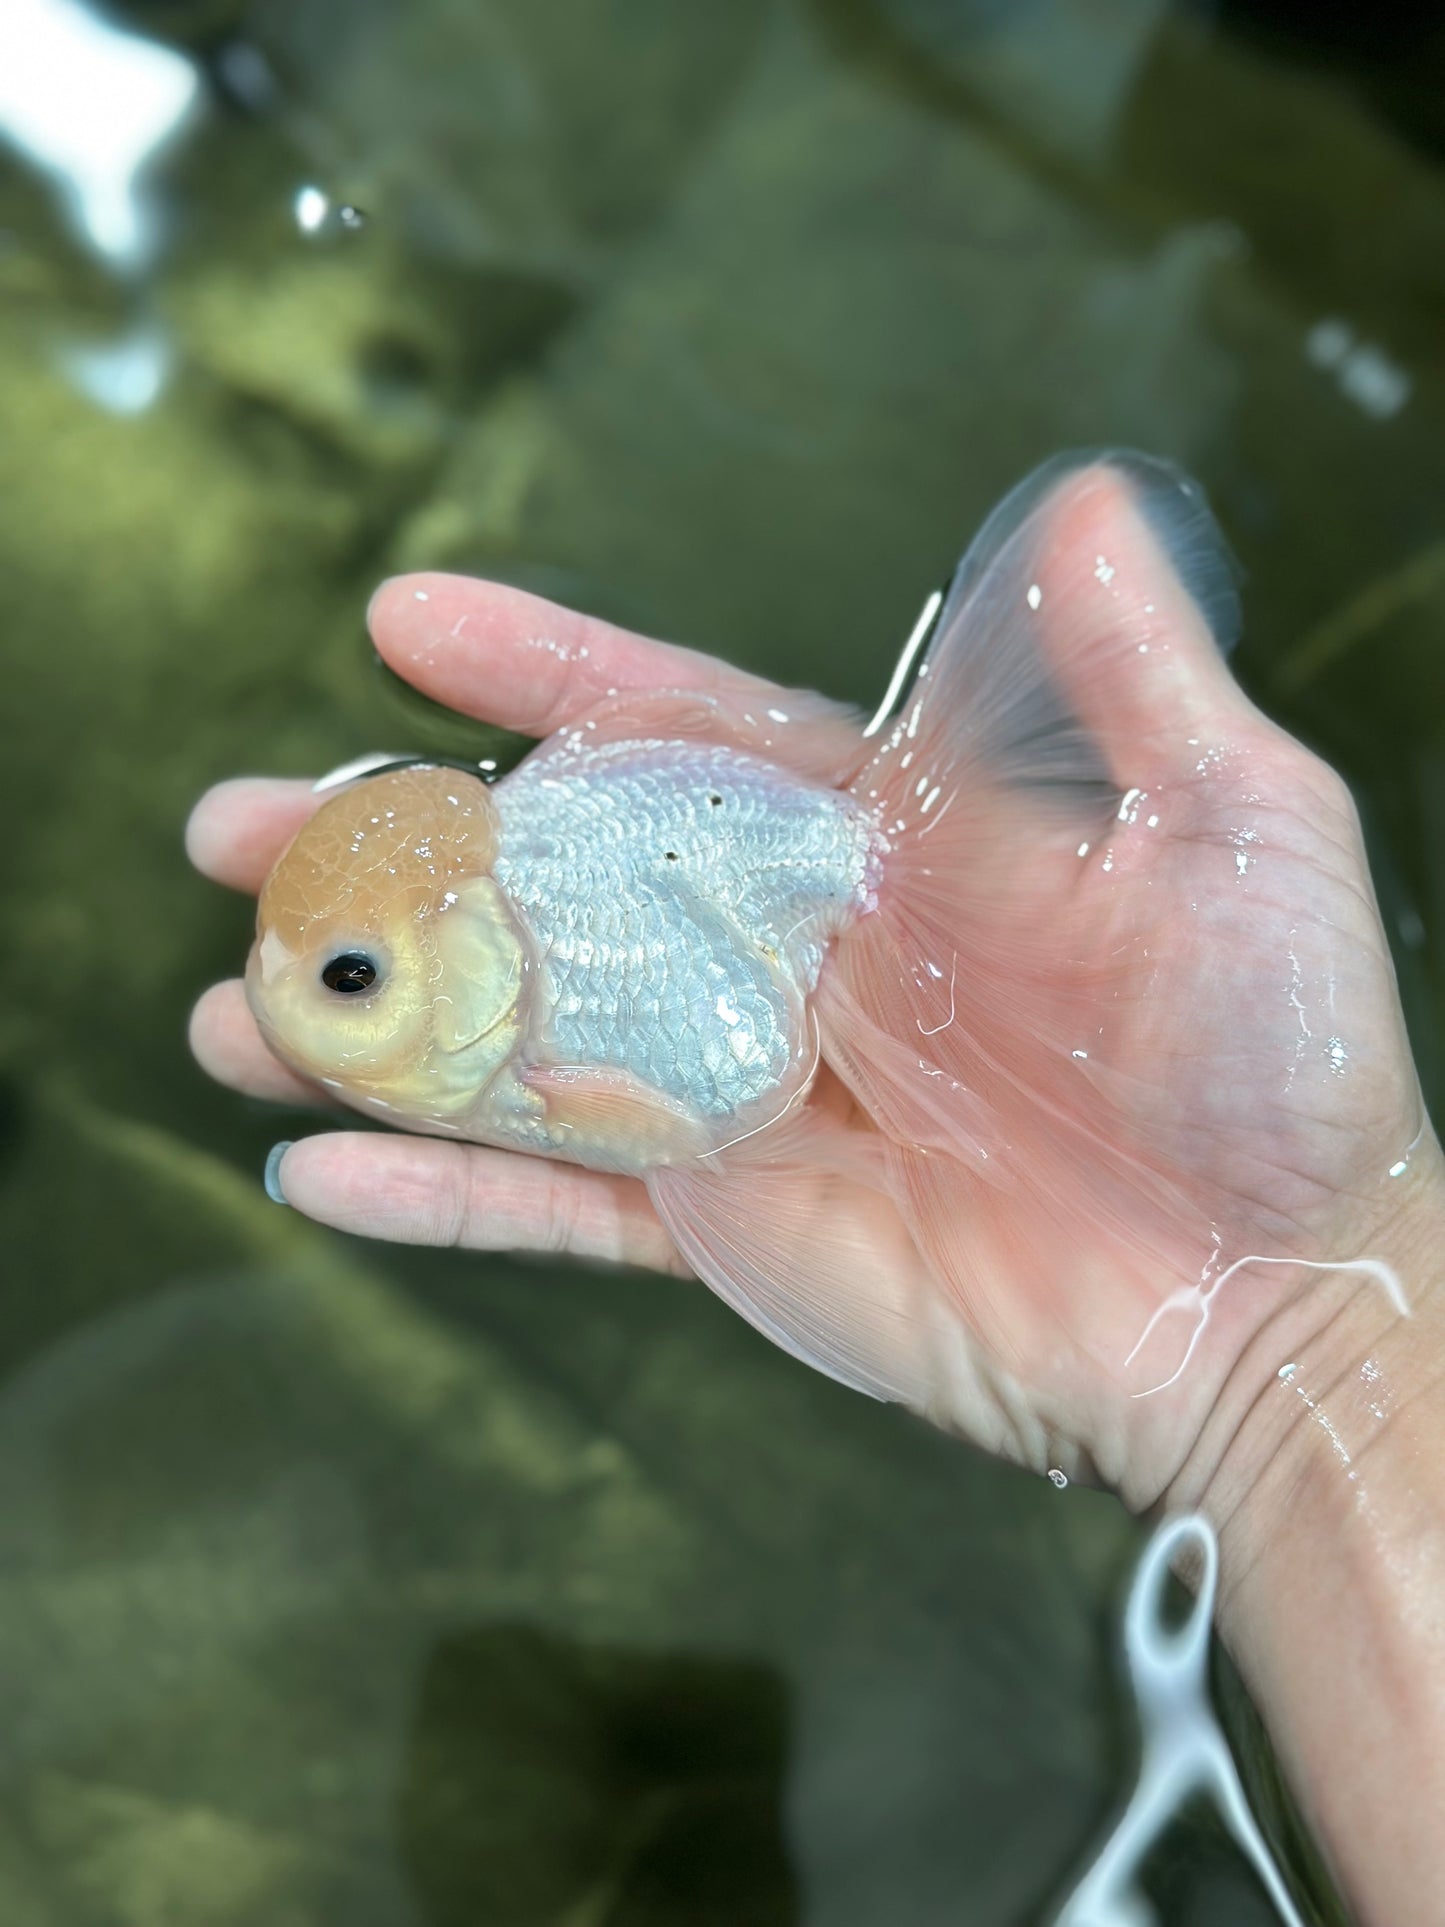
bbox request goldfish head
[246,766,529,1122]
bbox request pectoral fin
[520,1063,713,1171]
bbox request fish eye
[320,953,380,995]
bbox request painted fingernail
[264,1141,293,1205]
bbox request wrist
[1166,1132,1445,1551]
[1163,1136,1445,1925]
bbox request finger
[1035,458,1269,784]
[190,981,328,1109]
[186,778,320,892]
[368,572,781,739]
[270,1131,690,1276]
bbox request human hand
[188,465,1440,1520]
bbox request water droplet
[1026,582,1042,611]
[1047,1467,1068,1489]
[294,184,329,233]
[295,186,368,240]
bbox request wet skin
[189,466,1445,1925]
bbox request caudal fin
[816,452,1244,1382]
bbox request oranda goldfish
[248,452,1244,1411]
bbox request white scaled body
[488,735,882,1159]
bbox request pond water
[1,1,1440,1920]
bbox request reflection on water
[58,319,170,414]
[1,0,1439,1919]
[0,0,200,269]
[1057,1517,1303,1927]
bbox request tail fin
[816,452,1243,1376]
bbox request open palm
[189,464,1433,1510]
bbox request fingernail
[264,1141,293,1205]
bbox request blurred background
[1,0,1440,1920]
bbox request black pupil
[321,953,378,995]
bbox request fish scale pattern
[492,736,877,1120]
